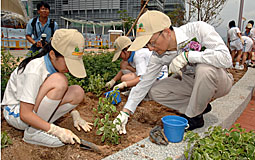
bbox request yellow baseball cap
[128,10,171,51]
[112,36,132,62]
[246,23,252,29]
[51,29,86,78]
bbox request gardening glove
[113,111,129,134]
[169,52,188,78]
[113,82,127,90]
[48,124,81,144]
[105,79,116,88]
[71,110,93,132]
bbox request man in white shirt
[113,10,233,134]
[105,36,168,90]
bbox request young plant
[1,131,12,148]
[184,124,255,159]
[1,50,21,100]
[86,74,108,97]
[93,89,121,144]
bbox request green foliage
[93,89,120,144]
[184,124,255,159]
[67,52,120,92]
[167,3,186,27]
[1,131,12,148]
[86,74,108,97]
[1,50,21,100]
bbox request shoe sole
[23,137,65,148]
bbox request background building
[163,0,185,14]
[29,0,173,33]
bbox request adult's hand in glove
[113,111,129,134]
[48,124,80,144]
[169,52,188,78]
[71,110,93,132]
[113,82,127,90]
[105,79,116,88]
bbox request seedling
[93,89,121,144]
[1,131,12,148]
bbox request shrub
[184,124,255,159]
[67,52,120,92]
[1,50,21,100]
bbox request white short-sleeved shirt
[228,27,241,41]
[250,28,255,41]
[2,56,50,106]
[130,48,168,79]
[242,36,253,52]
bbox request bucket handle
[185,124,189,129]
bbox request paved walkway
[232,89,255,132]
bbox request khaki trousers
[148,64,233,117]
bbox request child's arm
[126,64,136,72]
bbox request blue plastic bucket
[161,115,188,143]
[104,89,121,105]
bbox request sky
[215,0,255,39]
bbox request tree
[117,10,135,35]
[167,3,186,27]
[168,0,227,27]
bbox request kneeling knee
[70,85,84,104]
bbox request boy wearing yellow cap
[2,29,92,147]
[113,10,233,134]
[105,36,168,91]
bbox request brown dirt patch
[1,67,247,160]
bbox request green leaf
[96,130,103,135]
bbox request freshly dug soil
[1,68,247,160]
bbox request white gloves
[105,79,116,88]
[169,52,188,78]
[48,124,80,144]
[113,111,129,134]
[113,82,127,90]
[71,110,93,132]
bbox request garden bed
[1,92,178,160]
[1,49,247,159]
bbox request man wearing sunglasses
[113,10,233,134]
[105,36,168,91]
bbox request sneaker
[181,114,204,131]
[249,62,255,68]
[23,127,65,147]
[235,65,244,70]
[235,64,240,70]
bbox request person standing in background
[227,20,244,70]
[26,1,58,54]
